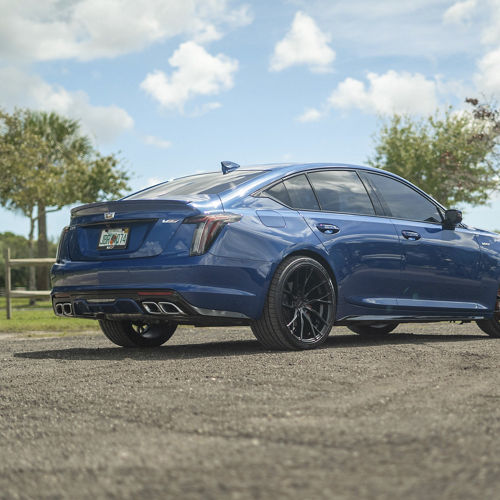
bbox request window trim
[306,169,377,216]
[256,168,380,218]
[258,173,321,211]
[360,171,445,225]
[255,168,447,225]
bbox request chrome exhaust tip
[62,303,73,316]
[55,303,64,316]
[158,302,185,315]
[143,301,162,314]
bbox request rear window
[126,171,264,199]
[283,174,320,210]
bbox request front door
[362,171,485,314]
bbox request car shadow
[14,332,489,361]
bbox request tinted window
[308,170,375,215]
[283,174,320,210]
[366,173,442,223]
[126,171,263,199]
[265,181,292,206]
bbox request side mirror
[443,209,463,230]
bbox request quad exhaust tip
[142,301,162,314]
[55,302,73,316]
[142,301,185,315]
[158,302,185,315]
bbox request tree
[368,98,500,207]
[0,109,130,289]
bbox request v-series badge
[162,219,179,223]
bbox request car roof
[256,161,380,176]
[217,162,446,212]
[239,162,384,175]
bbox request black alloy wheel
[99,319,177,347]
[251,256,336,350]
[348,323,398,336]
[476,288,500,338]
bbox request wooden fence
[3,248,56,319]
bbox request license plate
[98,227,129,250]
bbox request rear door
[361,172,485,312]
[273,170,402,318]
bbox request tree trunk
[28,211,36,305]
[36,201,49,290]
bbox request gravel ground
[0,322,499,500]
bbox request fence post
[4,247,12,320]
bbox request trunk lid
[68,196,221,261]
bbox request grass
[0,297,99,333]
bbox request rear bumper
[52,289,252,326]
[51,254,274,321]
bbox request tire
[251,256,336,350]
[99,319,177,347]
[476,289,500,337]
[348,323,398,336]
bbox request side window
[307,170,375,215]
[264,181,292,207]
[366,173,442,223]
[282,174,320,210]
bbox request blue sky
[0,0,499,238]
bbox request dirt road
[0,323,499,499]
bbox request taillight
[184,213,241,256]
[56,226,69,262]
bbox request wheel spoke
[286,309,299,330]
[132,322,151,336]
[306,298,332,305]
[302,267,314,295]
[307,291,331,302]
[293,270,301,296]
[299,311,304,340]
[303,311,322,339]
[305,306,328,327]
[304,280,329,298]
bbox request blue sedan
[51,162,500,350]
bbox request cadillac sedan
[51,162,500,350]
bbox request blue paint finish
[299,211,402,319]
[51,162,500,324]
[391,220,486,310]
[256,210,286,227]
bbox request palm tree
[0,109,129,290]
[25,112,93,288]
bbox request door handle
[316,223,340,234]
[402,230,421,241]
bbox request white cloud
[443,0,478,24]
[143,135,172,149]
[481,0,500,44]
[296,108,323,122]
[287,0,479,58]
[270,11,335,73]
[0,67,133,143]
[0,0,252,62]
[475,47,500,96]
[189,101,223,117]
[140,41,238,111]
[328,71,439,115]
